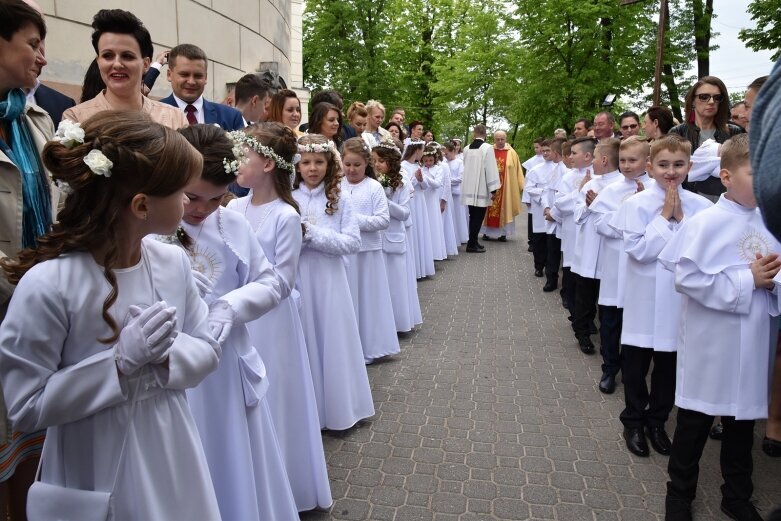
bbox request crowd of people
[520,75,780,521]
[1,1,780,520]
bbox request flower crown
[53,120,113,185]
[225,130,295,175]
[408,138,426,145]
[297,141,336,154]
[373,139,401,155]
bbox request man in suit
[160,43,244,131]
[30,81,75,129]
[461,124,501,252]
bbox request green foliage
[739,0,781,61]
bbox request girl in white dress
[0,112,221,520]
[401,141,434,278]
[227,123,332,512]
[340,138,400,362]
[421,144,447,260]
[435,145,460,257]
[371,141,422,332]
[293,134,375,430]
[175,124,298,521]
[445,141,469,244]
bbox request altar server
[0,112,221,520]
[522,140,556,275]
[661,134,781,521]
[340,138,401,363]
[610,135,712,459]
[401,141,434,278]
[293,134,375,430]
[227,123,332,512]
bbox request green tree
[692,0,714,78]
[739,0,781,60]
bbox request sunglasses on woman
[696,93,725,103]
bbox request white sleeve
[303,199,362,255]
[388,184,411,222]
[674,260,755,315]
[594,210,621,239]
[263,210,302,299]
[623,215,674,264]
[356,186,390,232]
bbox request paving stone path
[302,213,781,521]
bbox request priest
[482,131,525,241]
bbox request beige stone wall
[38,0,302,103]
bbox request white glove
[208,300,235,345]
[191,269,213,298]
[115,302,177,375]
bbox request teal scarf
[0,88,52,248]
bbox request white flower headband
[372,139,401,154]
[297,141,336,154]
[53,120,113,181]
[225,130,295,175]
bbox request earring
[143,213,148,221]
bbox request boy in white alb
[571,138,623,354]
[660,135,781,521]
[610,135,712,459]
[522,140,555,275]
[541,139,565,292]
[588,137,652,395]
[552,137,595,314]
[523,137,546,252]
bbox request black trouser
[545,235,561,286]
[530,231,547,270]
[598,305,622,376]
[467,206,488,247]
[666,409,755,506]
[562,267,576,312]
[619,345,676,429]
[527,214,533,247]
[572,275,599,339]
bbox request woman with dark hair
[267,89,303,136]
[668,76,744,199]
[408,120,424,141]
[385,121,405,141]
[0,3,56,517]
[63,9,186,128]
[307,102,343,147]
[643,106,675,141]
[422,129,434,143]
[79,58,105,103]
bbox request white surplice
[610,182,712,350]
[293,183,375,430]
[550,167,589,268]
[541,162,568,237]
[227,196,332,511]
[181,207,300,521]
[0,239,221,521]
[659,196,781,419]
[341,177,401,363]
[589,174,652,306]
[522,153,544,172]
[522,160,555,234]
[571,170,623,279]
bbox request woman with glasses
[669,76,744,200]
[618,111,641,139]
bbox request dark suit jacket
[160,94,245,131]
[143,67,160,90]
[468,138,485,149]
[34,84,76,128]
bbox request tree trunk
[662,4,682,121]
[693,0,713,78]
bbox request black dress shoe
[599,373,616,394]
[534,269,544,277]
[527,245,533,252]
[665,497,693,521]
[624,427,650,457]
[578,336,595,354]
[466,245,486,253]
[709,422,724,440]
[646,425,672,455]
[482,234,491,241]
[762,436,781,457]
[720,500,763,521]
[497,235,507,242]
[542,282,557,292]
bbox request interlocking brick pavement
[301,212,781,521]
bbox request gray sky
[696,0,776,92]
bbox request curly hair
[244,122,300,213]
[371,145,403,193]
[341,137,375,179]
[295,134,342,215]
[2,111,201,343]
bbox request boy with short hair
[571,138,623,353]
[522,140,556,275]
[611,135,712,459]
[660,134,781,521]
[553,138,596,314]
[589,137,652,394]
[541,139,566,291]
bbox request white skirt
[423,188,447,260]
[442,199,459,256]
[249,295,333,511]
[346,250,401,363]
[404,226,424,326]
[384,250,415,332]
[409,195,435,278]
[297,250,376,430]
[187,334,298,521]
[452,194,469,244]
